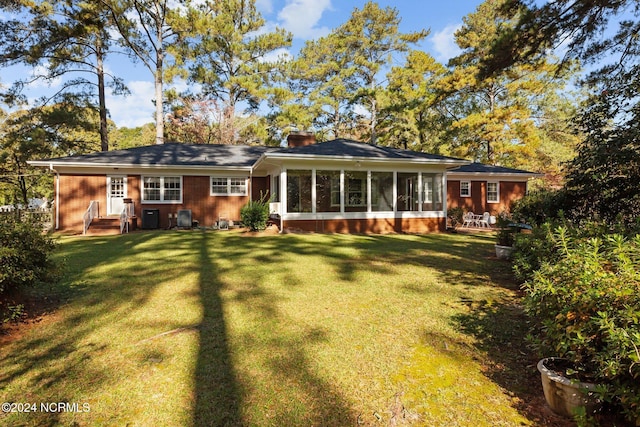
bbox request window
[316,170,340,212]
[487,181,499,203]
[371,172,394,212]
[397,173,418,212]
[422,173,443,211]
[142,176,182,203]
[272,174,280,202]
[460,180,471,197]
[210,177,247,195]
[287,170,312,213]
[345,170,367,212]
[164,177,181,201]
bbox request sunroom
[253,139,468,233]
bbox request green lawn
[0,230,547,426]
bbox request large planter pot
[537,357,602,418]
[494,244,514,260]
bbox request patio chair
[462,212,476,228]
[477,212,491,228]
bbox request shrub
[447,207,464,229]
[522,228,640,424]
[240,193,271,232]
[495,211,516,247]
[512,220,562,283]
[511,188,567,226]
[0,217,59,296]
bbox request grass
[0,230,552,426]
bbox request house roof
[448,162,540,176]
[262,138,468,165]
[29,142,274,169]
[29,139,470,170]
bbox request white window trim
[460,180,471,197]
[141,175,183,204]
[487,181,499,203]
[210,176,248,196]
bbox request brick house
[447,163,541,215]
[29,135,538,234]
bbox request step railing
[120,201,135,234]
[82,200,99,235]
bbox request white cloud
[107,80,156,128]
[277,0,332,39]
[259,47,293,63]
[28,64,63,89]
[106,79,201,128]
[430,24,462,63]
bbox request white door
[107,176,127,215]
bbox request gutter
[50,163,60,230]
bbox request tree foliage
[485,0,640,224]
[102,0,184,145]
[175,0,291,145]
[439,0,579,169]
[0,103,100,205]
[0,0,126,151]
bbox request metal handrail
[119,207,128,234]
[120,201,135,234]
[82,200,99,235]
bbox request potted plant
[537,357,602,418]
[494,212,515,259]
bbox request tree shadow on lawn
[0,232,205,426]
[194,231,356,426]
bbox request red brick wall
[56,174,255,232]
[57,174,107,231]
[283,217,444,234]
[447,180,527,214]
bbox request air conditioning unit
[177,209,192,228]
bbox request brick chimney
[287,131,316,148]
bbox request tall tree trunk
[155,19,164,145]
[370,78,377,145]
[155,62,164,144]
[96,39,109,151]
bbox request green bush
[512,220,562,283]
[523,228,640,424]
[0,217,59,296]
[447,207,464,228]
[511,188,567,226]
[240,193,271,232]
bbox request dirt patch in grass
[0,289,61,346]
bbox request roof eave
[28,160,253,171]
[262,152,469,166]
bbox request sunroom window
[287,170,312,213]
[345,170,367,212]
[371,172,394,212]
[316,170,340,212]
[422,173,443,211]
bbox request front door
[107,176,127,215]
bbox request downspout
[49,163,60,230]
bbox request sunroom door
[107,176,127,215]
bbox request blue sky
[1,0,485,128]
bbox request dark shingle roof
[269,138,466,162]
[449,162,538,175]
[35,143,274,168]
[32,139,469,168]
